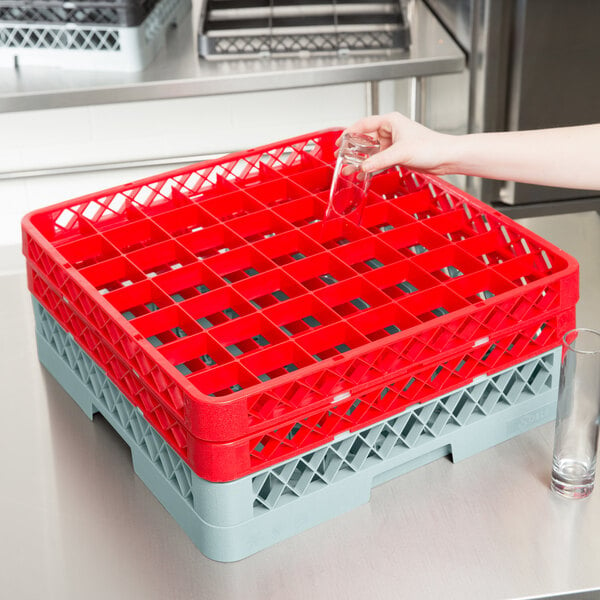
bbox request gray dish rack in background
[0,0,160,26]
[198,0,411,59]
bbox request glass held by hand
[325,133,380,225]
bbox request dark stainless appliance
[426,0,600,214]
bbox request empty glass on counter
[325,133,380,225]
[551,328,600,499]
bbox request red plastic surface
[23,129,579,481]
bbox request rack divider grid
[22,128,579,482]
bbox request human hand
[339,112,453,175]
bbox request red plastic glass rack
[23,129,578,482]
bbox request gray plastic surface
[33,297,560,562]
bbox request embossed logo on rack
[507,402,556,437]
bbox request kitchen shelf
[0,0,465,113]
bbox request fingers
[336,114,395,146]
[362,146,404,174]
[336,114,407,172]
[345,115,390,135]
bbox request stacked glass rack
[23,128,579,561]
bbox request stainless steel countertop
[0,0,464,113]
[2,211,600,599]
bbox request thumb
[362,146,404,174]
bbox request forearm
[444,125,600,190]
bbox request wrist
[434,133,465,176]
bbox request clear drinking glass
[325,133,380,225]
[551,328,600,499]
